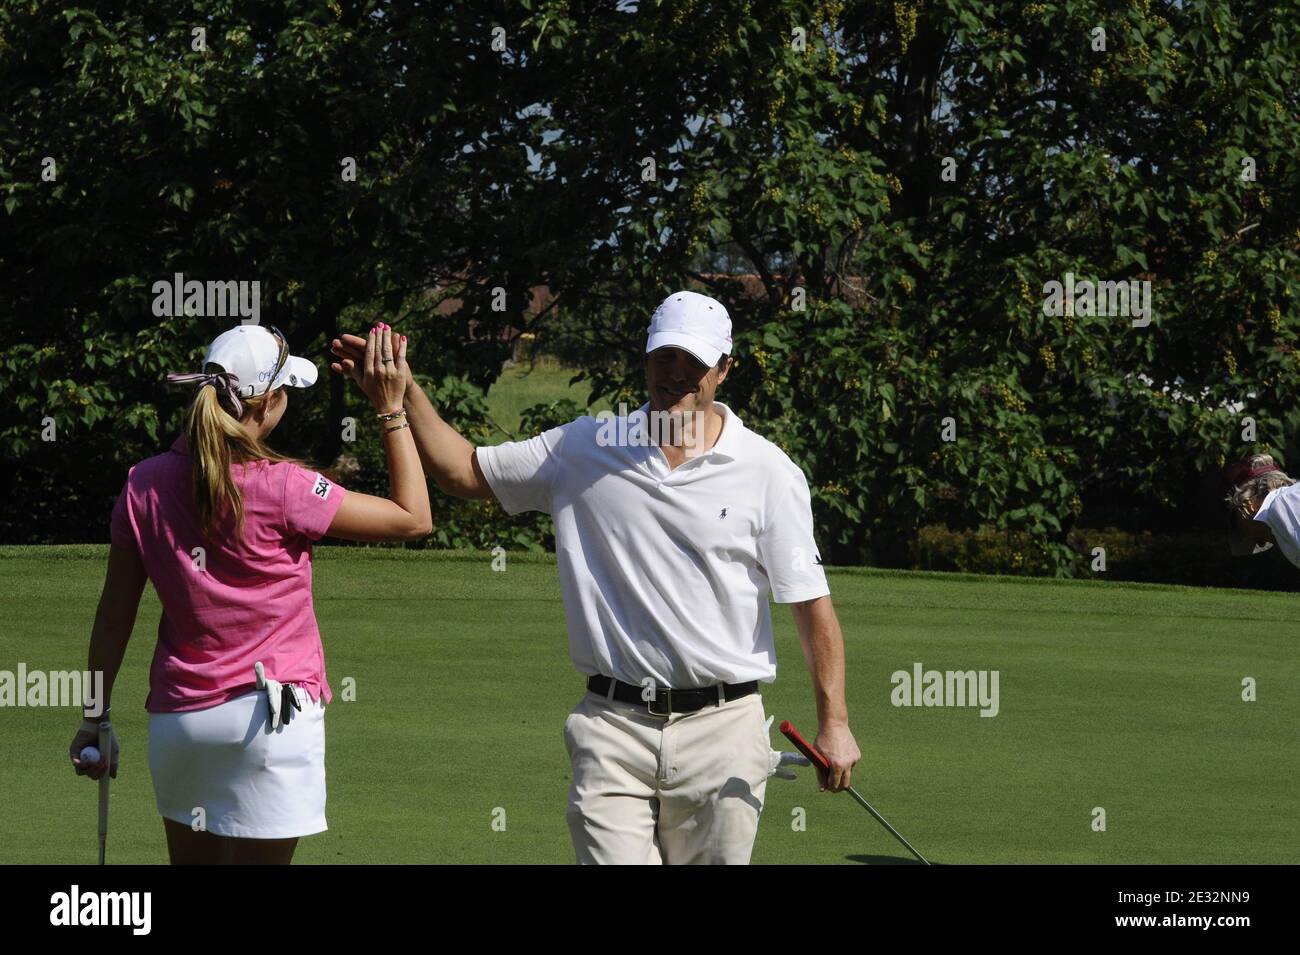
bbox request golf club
[97,719,112,865]
[779,719,931,865]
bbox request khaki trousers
[563,688,771,865]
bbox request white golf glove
[254,662,302,730]
[765,715,811,780]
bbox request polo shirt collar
[170,435,188,455]
[632,400,741,462]
[708,401,742,461]
[1255,486,1289,525]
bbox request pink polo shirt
[111,436,346,713]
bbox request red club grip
[779,720,831,772]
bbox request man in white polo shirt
[331,291,861,864]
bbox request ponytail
[183,383,300,540]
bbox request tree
[0,0,588,540]
[514,0,1300,570]
[4,0,1299,576]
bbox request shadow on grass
[846,853,941,865]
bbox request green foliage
[917,524,1068,577]
[327,374,553,552]
[919,523,1300,590]
[0,0,560,539]
[484,363,600,441]
[518,397,584,436]
[522,0,1300,572]
[4,1,1300,576]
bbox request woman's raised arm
[327,324,433,542]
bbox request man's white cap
[204,324,318,398]
[645,290,732,366]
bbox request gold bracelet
[383,421,410,433]
[376,408,406,421]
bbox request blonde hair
[1225,453,1295,521]
[184,384,299,540]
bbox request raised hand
[354,323,409,411]
[330,327,413,397]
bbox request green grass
[482,360,610,443]
[1,546,1296,864]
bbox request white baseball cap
[645,291,732,366]
[204,324,318,398]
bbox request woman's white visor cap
[645,291,733,366]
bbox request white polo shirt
[1254,484,1300,569]
[475,401,830,687]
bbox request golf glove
[254,662,302,730]
[765,715,811,780]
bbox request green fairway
[483,360,609,442]
[1,545,1295,864]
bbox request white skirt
[148,686,327,839]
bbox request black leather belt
[587,675,759,716]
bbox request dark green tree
[4,0,1299,577]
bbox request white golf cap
[204,324,318,398]
[645,290,732,366]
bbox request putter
[779,720,931,865]
[97,720,112,865]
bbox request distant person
[1225,453,1299,564]
[331,292,861,865]
[71,323,429,864]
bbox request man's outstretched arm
[331,332,494,500]
[401,374,494,499]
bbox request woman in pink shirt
[69,322,427,864]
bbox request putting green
[1,546,1294,864]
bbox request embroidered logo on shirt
[313,475,331,500]
[719,507,728,519]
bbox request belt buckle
[647,687,672,717]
